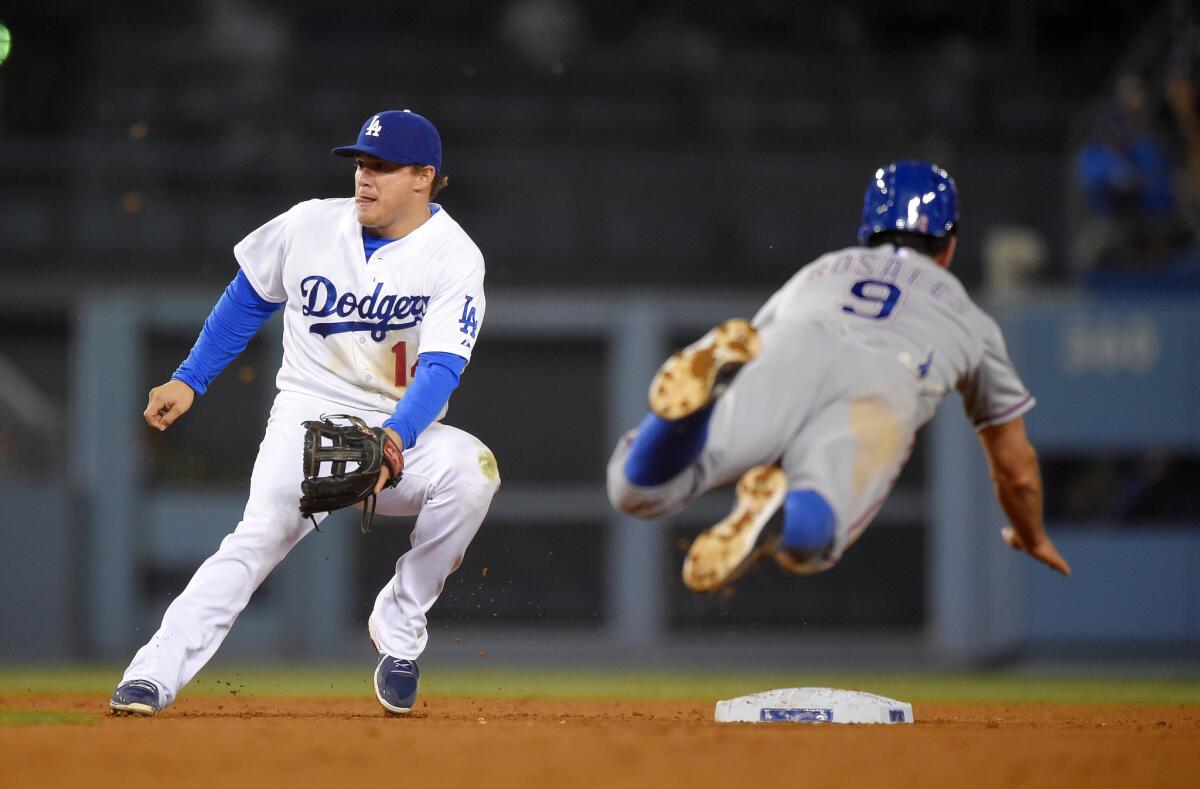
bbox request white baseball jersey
[234,198,485,415]
[121,198,500,707]
[752,245,1034,430]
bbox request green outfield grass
[1,667,1199,706]
[0,710,98,727]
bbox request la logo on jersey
[459,295,478,344]
[365,115,383,137]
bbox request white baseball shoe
[682,465,787,592]
[649,318,760,421]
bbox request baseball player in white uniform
[110,110,500,716]
[608,161,1071,591]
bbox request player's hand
[145,379,196,432]
[1001,526,1071,576]
[374,427,405,494]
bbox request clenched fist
[144,379,196,431]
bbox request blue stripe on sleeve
[172,270,282,395]
[383,351,467,449]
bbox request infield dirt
[2,693,1197,788]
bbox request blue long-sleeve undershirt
[384,353,466,449]
[173,271,281,395]
[173,269,466,449]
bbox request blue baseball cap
[332,110,442,170]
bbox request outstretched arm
[977,416,1071,576]
[145,270,281,431]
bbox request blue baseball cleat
[109,679,162,717]
[374,655,419,714]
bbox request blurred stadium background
[0,0,1197,676]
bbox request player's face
[353,156,432,234]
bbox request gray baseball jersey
[608,244,1033,559]
[753,245,1034,431]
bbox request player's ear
[411,165,435,191]
[940,235,958,269]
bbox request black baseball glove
[299,414,404,533]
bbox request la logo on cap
[365,115,383,137]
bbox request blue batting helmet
[857,161,958,246]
